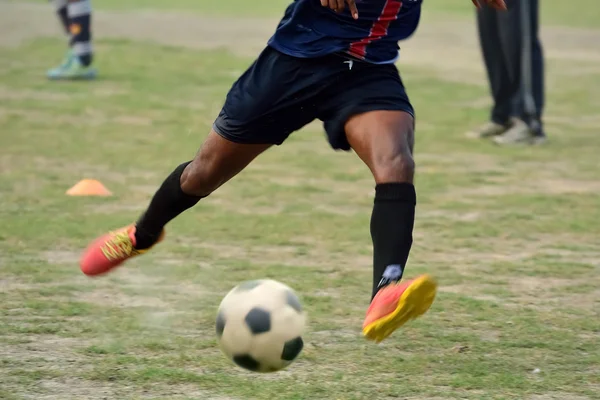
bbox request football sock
[67,0,93,66]
[54,0,70,35]
[370,183,416,299]
[135,162,203,249]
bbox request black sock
[135,162,202,249]
[67,0,93,66]
[56,2,70,35]
[370,183,416,299]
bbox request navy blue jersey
[268,0,423,64]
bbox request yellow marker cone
[66,179,112,196]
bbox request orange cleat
[80,225,164,276]
[363,274,437,343]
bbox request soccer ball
[215,279,306,373]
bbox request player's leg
[47,0,71,76]
[80,47,322,276]
[318,60,436,342]
[134,132,272,249]
[345,110,416,295]
[68,0,94,68]
[48,0,97,80]
[345,110,436,342]
[80,133,270,276]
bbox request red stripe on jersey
[348,0,403,59]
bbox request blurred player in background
[79,0,507,343]
[467,0,545,145]
[47,0,97,80]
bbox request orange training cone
[66,179,112,196]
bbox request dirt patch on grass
[546,115,600,129]
[0,336,87,380]
[528,394,592,400]
[440,284,505,304]
[0,85,71,101]
[33,379,117,400]
[33,380,235,400]
[417,152,508,173]
[509,277,600,310]
[86,202,147,214]
[42,250,80,265]
[77,289,170,309]
[0,155,160,196]
[206,196,286,216]
[176,239,372,269]
[456,178,600,197]
[0,106,156,129]
[534,178,600,195]
[419,209,482,222]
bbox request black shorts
[213,46,414,151]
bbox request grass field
[1,1,599,399]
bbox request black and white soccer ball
[215,279,306,373]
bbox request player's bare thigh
[179,109,414,197]
[180,130,271,197]
[344,110,415,184]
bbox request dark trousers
[477,0,545,133]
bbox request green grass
[1,2,600,400]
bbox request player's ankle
[133,226,161,250]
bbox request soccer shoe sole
[363,274,437,343]
[47,69,98,81]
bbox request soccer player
[47,0,97,80]
[80,0,507,342]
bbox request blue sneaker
[47,50,97,80]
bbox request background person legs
[468,0,546,144]
[467,3,515,138]
[493,0,545,144]
[47,0,97,80]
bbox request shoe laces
[101,230,137,261]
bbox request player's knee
[180,157,222,197]
[372,150,415,184]
[347,110,415,184]
[370,123,415,184]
